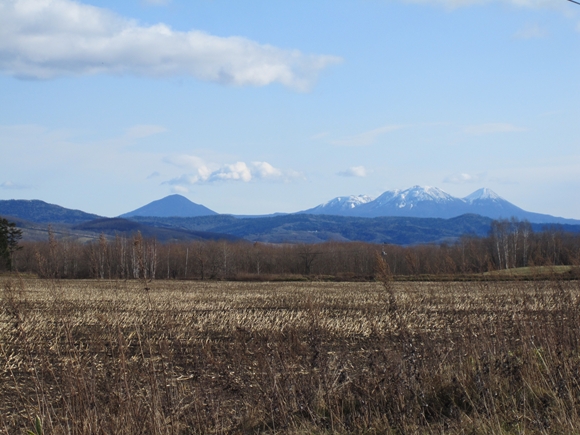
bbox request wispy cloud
[146,171,161,179]
[464,123,526,135]
[126,125,167,139]
[163,155,213,184]
[514,24,548,39]
[338,166,368,177]
[170,185,189,194]
[443,172,486,184]
[0,0,341,90]
[1,180,33,190]
[164,155,209,170]
[309,132,330,141]
[330,125,405,146]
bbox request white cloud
[0,0,341,90]
[464,123,526,135]
[146,171,161,179]
[208,162,253,182]
[443,172,486,184]
[338,166,367,177]
[163,155,213,181]
[252,161,283,179]
[163,155,290,187]
[330,125,405,147]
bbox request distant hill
[73,218,240,242]
[120,195,217,218]
[8,215,241,243]
[0,199,102,224]
[130,213,498,245]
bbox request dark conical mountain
[120,195,217,218]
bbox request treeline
[5,219,580,279]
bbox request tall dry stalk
[2,278,580,433]
[375,251,397,312]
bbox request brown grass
[2,276,580,434]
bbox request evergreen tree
[0,217,23,271]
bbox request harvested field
[2,277,580,434]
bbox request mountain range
[1,185,579,245]
[301,186,580,225]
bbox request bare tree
[297,244,320,275]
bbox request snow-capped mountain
[368,189,401,207]
[355,186,468,218]
[464,187,502,203]
[300,194,374,215]
[461,188,525,220]
[461,188,580,224]
[301,186,580,224]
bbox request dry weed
[1,277,580,434]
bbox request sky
[1,0,579,218]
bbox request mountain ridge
[302,186,580,225]
[2,185,579,246]
[129,213,497,245]
[0,199,102,224]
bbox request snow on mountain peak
[399,185,456,203]
[371,189,399,205]
[464,188,502,203]
[301,194,377,215]
[300,185,578,222]
[320,194,373,208]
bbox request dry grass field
[2,276,580,434]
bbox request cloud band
[0,0,341,90]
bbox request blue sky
[1,0,579,218]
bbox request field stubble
[2,277,580,434]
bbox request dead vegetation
[2,276,580,434]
